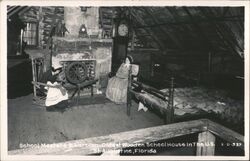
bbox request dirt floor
[8,94,164,151]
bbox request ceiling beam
[99,7,104,28]
[142,7,183,50]
[222,7,230,17]
[129,7,165,50]
[226,9,244,46]
[214,7,244,51]
[18,7,32,17]
[166,7,180,23]
[198,7,243,58]
[133,15,243,29]
[164,7,188,48]
[8,6,31,18]
[182,7,214,50]
[7,6,20,13]
[208,8,243,57]
[8,6,29,19]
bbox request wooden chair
[32,79,98,106]
[31,57,98,106]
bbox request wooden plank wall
[128,49,159,81]
[19,6,64,49]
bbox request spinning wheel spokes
[66,62,88,84]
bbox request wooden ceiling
[7,6,244,58]
[112,7,244,58]
[7,6,31,19]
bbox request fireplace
[28,7,113,99]
[51,36,112,94]
[51,7,113,94]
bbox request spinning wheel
[63,61,98,105]
[66,62,88,84]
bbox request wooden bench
[32,79,98,106]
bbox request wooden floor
[8,94,164,151]
[7,94,245,156]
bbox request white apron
[45,81,68,107]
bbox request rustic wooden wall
[19,6,65,49]
[128,49,157,81]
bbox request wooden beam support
[133,13,243,29]
[31,59,37,98]
[7,6,20,14]
[9,119,206,155]
[165,77,174,124]
[129,8,165,50]
[182,7,215,50]
[196,131,216,156]
[127,66,132,116]
[166,7,180,23]
[18,7,32,17]
[207,120,244,150]
[164,7,187,49]
[143,7,183,49]
[222,7,230,17]
[8,6,29,19]
[213,7,244,50]
[227,8,244,36]
[99,8,104,28]
[198,8,243,58]
[8,119,244,155]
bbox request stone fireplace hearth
[51,36,112,94]
[27,6,113,98]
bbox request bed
[126,66,244,132]
[126,66,175,124]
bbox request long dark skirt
[46,100,69,113]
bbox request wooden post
[165,77,174,124]
[196,131,216,156]
[20,29,23,55]
[127,65,132,116]
[77,85,81,105]
[91,85,94,97]
[37,58,44,81]
[31,58,37,98]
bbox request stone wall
[52,37,112,89]
[64,7,84,37]
[64,7,99,38]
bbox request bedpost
[31,58,37,98]
[165,77,174,124]
[127,65,132,116]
